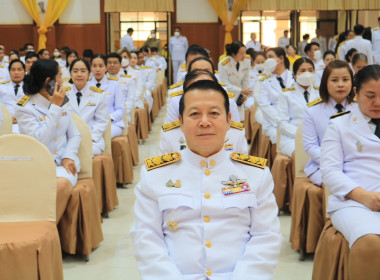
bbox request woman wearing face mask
[303,60,356,186]
[65,58,109,156]
[89,54,125,139]
[126,51,145,110]
[254,47,293,145]
[118,48,130,74]
[52,48,61,61]
[218,41,252,120]
[277,58,319,158]
[62,50,78,83]
[16,59,80,221]
[317,65,380,280]
[246,52,266,109]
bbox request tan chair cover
[56,178,72,223]
[128,124,139,165]
[135,108,149,140]
[248,104,262,157]
[0,134,63,280]
[243,107,251,141]
[0,104,12,136]
[312,219,350,280]
[160,78,167,106]
[259,135,276,168]
[103,119,112,154]
[112,136,133,184]
[151,88,160,122]
[144,101,152,132]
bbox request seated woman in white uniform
[277,58,320,157]
[90,54,125,139]
[16,59,81,187]
[166,56,240,123]
[65,58,109,156]
[254,47,294,144]
[61,50,78,83]
[320,65,380,280]
[303,60,356,186]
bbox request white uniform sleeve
[277,93,298,137]
[165,97,180,123]
[231,168,282,280]
[254,80,279,127]
[302,108,321,164]
[229,98,241,122]
[236,129,248,154]
[130,167,185,280]
[110,88,126,122]
[91,94,109,143]
[320,120,360,199]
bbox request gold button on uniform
[204,169,211,176]
[200,160,207,168]
[204,193,211,199]
[54,138,58,142]
[203,216,210,223]
[54,151,58,155]
[205,241,212,248]
[210,159,216,167]
[353,117,357,121]
[206,269,212,276]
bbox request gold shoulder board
[313,85,320,90]
[282,87,296,92]
[227,92,235,99]
[162,120,180,132]
[260,74,271,82]
[181,69,186,73]
[0,65,5,68]
[63,86,71,91]
[230,121,244,130]
[107,76,119,81]
[257,73,265,77]
[330,111,350,119]
[230,152,267,169]
[245,54,251,59]
[17,95,30,107]
[0,80,10,85]
[180,64,186,69]
[121,74,132,78]
[373,27,379,31]
[307,98,323,107]
[215,70,220,74]
[144,66,152,69]
[218,81,226,86]
[169,81,184,90]
[221,58,230,66]
[90,86,103,93]
[144,152,181,171]
[170,90,184,98]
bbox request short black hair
[66,50,78,67]
[267,47,290,69]
[91,54,106,65]
[352,53,368,66]
[188,57,215,73]
[292,57,315,75]
[345,48,357,62]
[323,50,335,59]
[226,41,245,56]
[141,46,150,53]
[179,79,230,120]
[23,59,58,95]
[37,48,48,58]
[69,58,91,73]
[246,48,255,58]
[8,59,25,71]
[185,45,208,62]
[25,51,38,61]
[183,70,218,90]
[303,34,310,40]
[355,65,380,93]
[106,52,122,63]
[23,43,34,49]
[353,24,364,35]
[127,28,134,33]
[83,49,94,58]
[151,47,158,52]
[304,42,320,54]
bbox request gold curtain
[104,0,174,12]
[20,0,71,50]
[208,0,249,45]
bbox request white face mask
[263,58,278,74]
[313,50,322,61]
[121,58,129,67]
[174,31,180,37]
[255,63,265,72]
[296,72,315,87]
[53,51,60,57]
[151,33,156,39]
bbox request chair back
[276,128,282,153]
[122,104,128,136]
[0,104,12,135]
[295,122,310,178]
[323,184,332,219]
[71,113,93,179]
[103,119,112,154]
[0,134,56,222]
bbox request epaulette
[230,152,267,169]
[282,87,296,92]
[144,152,181,171]
[260,74,270,82]
[107,76,119,81]
[17,95,30,107]
[230,121,244,130]
[63,86,71,91]
[180,64,186,69]
[88,77,92,81]
[313,85,320,90]
[90,86,103,93]
[4,61,9,64]
[141,66,151,69]
[215,70,220,74]
[227,92,235,99]
[373,27,379,31]
[245,54,251,59]
[307,98,323,107]
[170,90,183,98]
[218,81,226,86]
[162,120,180,132]
[121,74,132,78]
[258,73,265,76]
[0,65,5,68]
[181,69,186,72]
[221,57,230,66]
[330,111,350,119]
[0,80,10,85]
[169,81,184,90]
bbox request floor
[62,105,314,280]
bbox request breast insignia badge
[221,175,250,195]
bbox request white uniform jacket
[371,27,380,64]
[131,148,282,280]
[169,35,188,61]
[303,98,357,178]
[88,75,125,129]
[0,80,25,115]
[277,83,320,157]
[159,121,248,155]
[339,36,373,64]
[65,84,109,153]
[15,93,81,171]
[127,66,145,109]
[0,67,10,83]
[120,34,137,51]
[321,105,380,213]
